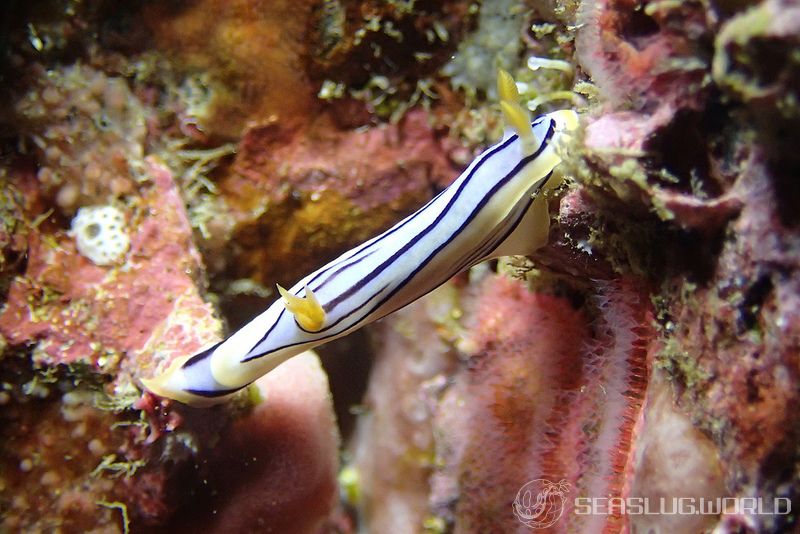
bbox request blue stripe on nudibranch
[242,120,554,354]
[142,107,579,406]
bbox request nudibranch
[142,71,578,405]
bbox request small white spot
[70,205,130,266]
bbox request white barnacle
[70,205,130,266]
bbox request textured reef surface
[0,0,798,533]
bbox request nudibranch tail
[277,284,326,332]
[141,353,231,406]
[141,340,248,405]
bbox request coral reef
[0,156,223,530]
[140,0,319,139]
[0,159,219,370]
[344,0,800,532]
[0,0,462,530]
[134,0,468,291]
[570,0,800,531]
[349,273,663,533]
[0,0,798,531]
[14,63,149,214]
[0,155,342,531]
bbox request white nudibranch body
[143,73,578,406]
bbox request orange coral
[143,0,319,138]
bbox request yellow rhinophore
[277,284,326,331]
[497,68,521,102]
[499,100,534,142]
[497,68,536,148]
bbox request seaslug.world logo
[512,478,570,529]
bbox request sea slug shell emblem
[513,478,570,529]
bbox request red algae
[432,276,590,534]
[430,276,653,533]
[575,0,710,111]
[351,273,658,533]
[136,0,466,289]
[0,2,464,531]
[0,159,224,530]
[569,0,800,528]
[0,159,220,373]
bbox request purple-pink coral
[349,274,730,532]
